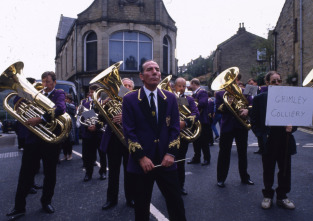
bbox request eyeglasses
[270,79,282,84]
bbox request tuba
[0,61,72,143]
[89,61,126,146]
[158,76,201,142]
[211,67,251,130]
[303,68,313,87]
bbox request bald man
[174,78,200,195]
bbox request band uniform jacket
[192,88,210,124]
[122,87,180,174]
[215,90,252,134]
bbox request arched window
[84,31,97,71]
[163,37,170,74]
[109,31,152,71]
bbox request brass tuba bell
[158,75,201,142]
[89,61,126,146]
[0,61,72,143]
[211,67,251,130]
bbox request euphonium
[0,61,72,143]
[211,67,251,130]
[158,76,201,142]
[303,69,313,87]
[75,103,106,132]
[89,61,126,146]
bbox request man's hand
[113,113,122,124]
[88,125,96,132]
[239,109,249,117]
[286,125,292,133]
[139,156,155,173]
[161,154,175,167]
[26,117,42,127]
[179,121,186,130]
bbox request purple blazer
[13,96,28,138]
[25,89,66,144]
[192,89,210,124]
[122,87,180,174]
[215,90,252,133]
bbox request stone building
[212,23,268,84]
[55,0,177,96]
[273,0,313,86]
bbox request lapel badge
[152,111,156,117]
[166,116,171,127]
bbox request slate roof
[56,15,76,39]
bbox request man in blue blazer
[7,71,66,219]
[122,60,186,221]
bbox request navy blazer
[250,92,297,155]
[122,87,180,174]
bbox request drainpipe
[299,0,303,86]
[74,22,80,102]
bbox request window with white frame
[109,31,152,71]
[84,31,97,71]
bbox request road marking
[72,150,168,220]
[150,204,169,221]
[0,151,20,159]
[303,143,313,148]
[298,128,313,135]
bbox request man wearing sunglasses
[251,71,297,210]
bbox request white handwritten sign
[265,86,313,126]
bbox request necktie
[150,92,157,125]
[44,92,48,97]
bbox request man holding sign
[251,71,297,210]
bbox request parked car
[2,119,17,133]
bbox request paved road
[0,128,313,221]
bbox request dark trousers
[82,136,106,176]
[192,123,211,162]
[15,141,59,210]
[106,134,132,203]
[177,139,189,188]
[262,143,291,200]
[61,137,72,156]
[256,133,267,153]
[131,170,186,221]
[217,128,250,182]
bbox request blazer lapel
[138,88,158,134]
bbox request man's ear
[139,73,144,81]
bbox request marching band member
[7,71,66,219]
[122,60,186,221]
[251,71,297,210]
[215,87,254,188]
[187,78,212,165]
[80,84,106,182]
[101,78,135,210]
[174,77,199,195]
